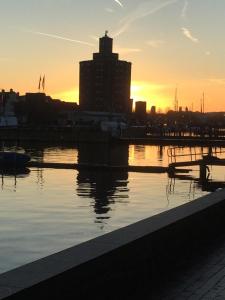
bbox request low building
[0,89,19,127]
[73,110,126,125]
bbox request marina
[1,142,225,274]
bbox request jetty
[167,146,225,183]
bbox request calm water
[0,143,224,274]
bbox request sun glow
[131,81,172,111]
[51,81,173,111]
[52,88,79,103]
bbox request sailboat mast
[174,87,178,112]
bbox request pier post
[199,163,208,183]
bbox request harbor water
[1,142,224,274]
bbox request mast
[200,92,205,113]
[202,92,205,113]
[174,87,178,112]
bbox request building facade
[0,89,18,127]
[79,32,132,114]
[135,101,147,118]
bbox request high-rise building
[79,32,132,113]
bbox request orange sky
[1,0,225,112]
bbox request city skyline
[1,0,225,111]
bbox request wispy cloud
[114,0,124,8]
[89,35,99,42]
[181,27,199,43]
[115,47,142,54]
[21,29,94,47]
[113,0,178,37]
[146,39,165,48]
[181,0,189,18]
[105,8,115,13]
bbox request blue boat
[0,152,30,167]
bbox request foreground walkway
[150,235,225,299]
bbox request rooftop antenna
[105,30,109,37]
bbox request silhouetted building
[151,106,156,115]
[79,32,132,113]
[135,101,147,119]
[0,89,18,126]
[16,93,78,126]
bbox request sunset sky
[1,0,225,111]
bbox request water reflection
[0,168,30,190]
[2,142,225,219]
[167,171,225,201]
[158,146,164,161]
[134,145,146,161]
[77,143,129,222]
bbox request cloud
[89,35,99,41]
[114,47,142,54]
[21,28,94,47]
[113,0,178,37]
[114,0,123,8]
[105,8,115,13]
[181,0,189,18]
[181,27,199,43]
[205,51,211,56]
[146,39,165,48]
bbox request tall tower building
[79,32,132,113]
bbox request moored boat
[0,152,30,167]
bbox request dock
[27,161,190,174]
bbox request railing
[167,146,225,164]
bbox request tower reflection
[77,143,129,223]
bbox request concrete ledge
[2,190,225,299]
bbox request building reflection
[158,146,164,161]
[133,145,146,161]
[76,143,129,223]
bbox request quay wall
[1,190,225,299]
[1,128,225,146]
[0,128,111,143]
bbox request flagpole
[42,75,45,92]
[38,75,42,93]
